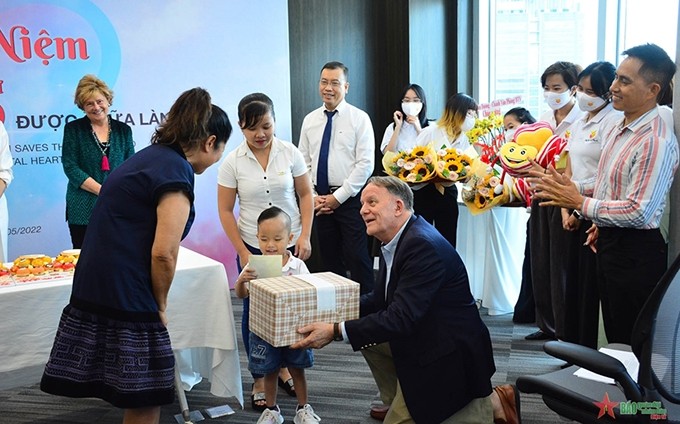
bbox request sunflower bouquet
[382,144,437,183]
[465,112,505,165]
[460,160,514,215]
[434,145,473,182]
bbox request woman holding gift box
[217,93,314,411]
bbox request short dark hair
[578,61,616,98]
[321,61,349,80]
[257,206,292,233]
[367,176,414,212]
[541,61,582,88]
[504,107,536,125]
[622,43,675,102]
[396,83,429,129]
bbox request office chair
[517,252,680,423]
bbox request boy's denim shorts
[248,331,314,375]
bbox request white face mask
[402,102,423,117]
[544,89,573,110]
[504,129,516,143]
[576,92,606,112]
[462,115,476,131]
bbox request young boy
[235,206,320,424]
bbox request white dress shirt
[298,100,375,204]
[217,137,308,248]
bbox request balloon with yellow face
[499,142,538,176]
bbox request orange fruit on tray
[11,254,53,275]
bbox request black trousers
[68,224,87,249]
[513,219,535,324]
[529,202,576,339]
[314,195,374,294]
[412,183,459,248]
[563,220,598,348]
[596,227,667,344]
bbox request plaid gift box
[249,272,360,347]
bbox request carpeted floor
[0,292,567,423]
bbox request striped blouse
[579,106,679,229]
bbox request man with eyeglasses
[298,61,375,294]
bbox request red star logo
[594,392,620,419]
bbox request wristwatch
[572,209,584,220]
[333,322,343,341]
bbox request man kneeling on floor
[292,176,520,424]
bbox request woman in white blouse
[217,93,313,410]
[562,61,620,349]
[380,84,429,154]
[412,92,478,248]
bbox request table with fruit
[0,250,79,286]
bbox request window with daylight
[476,0,679,117]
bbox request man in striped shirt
[530,43,678,344]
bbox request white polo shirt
[218,137,308,248]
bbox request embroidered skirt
[40,304,175,408]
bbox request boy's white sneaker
[257,406,284,424]
[294,404,321,424]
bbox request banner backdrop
[0,0,292,284]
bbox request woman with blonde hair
[414,92,478,248]
[62,74,136,248]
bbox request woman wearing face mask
[525,62,584,342]
[503,107,536,143]
[414,92,477,248]
[561,61,619,348]
[381,84,429,153]
[502,107,539,325]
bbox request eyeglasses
[466,110,478,118]
[319,79,344,88]
[402,98,421,103]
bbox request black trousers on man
[596,227,667,344]
[314,194,374,294]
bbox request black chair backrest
[632,252,680,405]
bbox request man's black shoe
[524,330,554,341]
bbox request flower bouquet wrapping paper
[249,272,360,347]
[382,144,438,183]
[382,143,473,185]
[461,155,516,215]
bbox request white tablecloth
[0,246,243,406]
[456,204,529,315]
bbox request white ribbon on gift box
[295,274,337,312]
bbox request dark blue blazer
[345,215,496,423]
